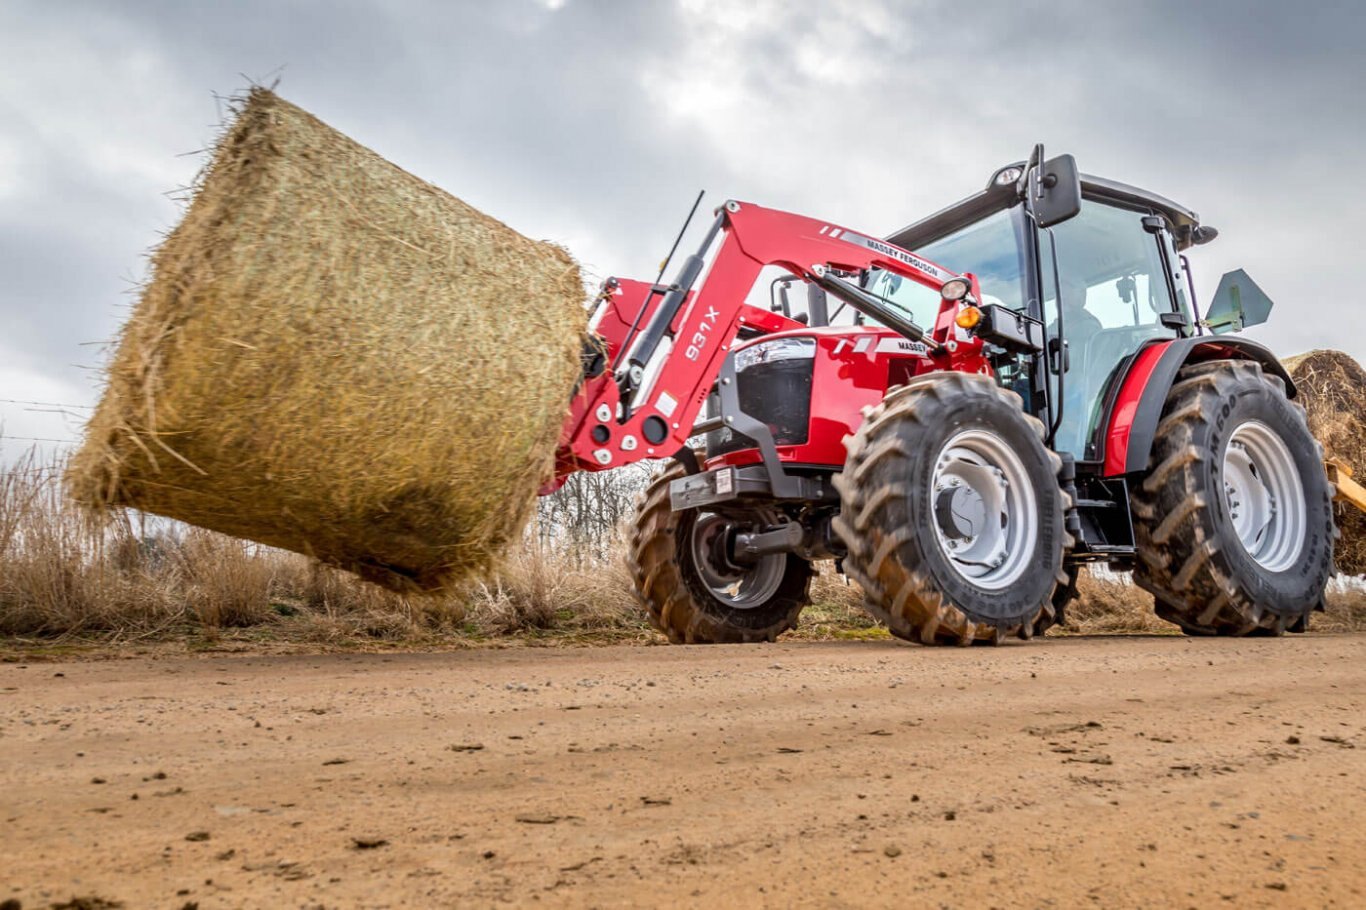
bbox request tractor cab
[882,159,1246,464]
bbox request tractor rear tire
[1131,360,1334,636]
[833,373,1071,645]
[628,460,813,644]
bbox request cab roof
[886,161,1209,252]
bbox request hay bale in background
[1283,350,1366,576]
[68,89,585,591]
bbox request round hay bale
[1283,350,1366,576]
[68,89,586,592]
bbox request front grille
[705,358,814,457]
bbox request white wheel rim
[1222,420,1306,573]
[930,429,1038,591]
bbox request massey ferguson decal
[832,336,930,356]
[828,229,952,283]
[874,337,930,355]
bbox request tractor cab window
[918,207,1029,313]
[859,269,940,328]
[857,207,1029,328]
[1043,200,1178,458]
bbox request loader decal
[685,305,723,361]
[832,336,877,356]
[874,338,930,356]
[834,231,951,283]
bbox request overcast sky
[3,0,1365,464]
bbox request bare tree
[537,462,655,561]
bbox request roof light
[995,167,1023,186]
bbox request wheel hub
[930,430,1036,589]
[688,512,786,609]
[1221,420,1306,572]
[935,483,988,542]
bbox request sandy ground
[2,634,1364,909]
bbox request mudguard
[1100,336,1294,477]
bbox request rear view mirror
[1204,269,1274,334]
[1032,153,1082,228]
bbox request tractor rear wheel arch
[1115,337,1296,477]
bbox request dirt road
[3,635,1364,909]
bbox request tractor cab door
[1040,199,1189,459]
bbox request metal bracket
[669,465,835,512]
[712,353,805,498]
[1328,458,1366,514]
[672,447,702,476]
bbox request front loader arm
[548,200,981,487]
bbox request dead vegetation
[3,452,648,644]
[1062,570,1171,635]
[3,453,1364,647]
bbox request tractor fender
[1099,336,1294,477]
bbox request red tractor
[547,147,1335,645]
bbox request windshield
[856,207,1028,328]
[859,269,941,328]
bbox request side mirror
[1204,269,1274,334]
[1031,153,1082,228]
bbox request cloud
[2,0,1364,464]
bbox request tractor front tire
[628,460,813,644]
[833,373,1071,645]
[1131,360,1334,635]
[1035,563,1082,636]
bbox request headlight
[734,336,817,372]
[940,277,971,301]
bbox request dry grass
[1,454,179,636]
[461,543,649,641]
[68,88,585,592]
[1062,569,1172,635]
[4,452,647,645]
[4,454,1364,648]
[795,566,888,640]
[1313,582,1366,633]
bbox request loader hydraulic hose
[621,213,725,392]
[811,271,942,353]
[613,191,707,374]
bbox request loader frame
[551,202,988,484]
